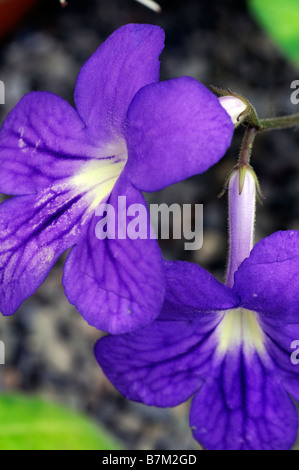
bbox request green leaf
[0,394,122,450]
[249,0,299,67]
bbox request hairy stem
[238,127,258,167]
[258,114,299,132]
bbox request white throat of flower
[69,141,128,212]
[217,308,265,355]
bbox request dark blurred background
[0,0,298,450]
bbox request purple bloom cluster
[1,23,297,451]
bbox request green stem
[258,114,299,132]
[238,126,258,167]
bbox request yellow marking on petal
[217,308,265,354]
[69,155,126,212]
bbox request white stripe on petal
[69,141,127,213]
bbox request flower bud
[226,167,256,288]
[219,95,248,125]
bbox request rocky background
[0,0,298,450]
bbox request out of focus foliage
[249,0,299,68]
[0,394,122,450]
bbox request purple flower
[0,24,233,334]
[95,168,299,449]
[96,233,299,449]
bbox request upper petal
[0,91,100,196]
[124,77,234,192]
[164,260,240,312]
[74,24,165,140]
[233,230,299,323]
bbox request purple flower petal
[0,92,100,196]
[234,230,299,323]
[164,260,240,311]
[95,258,299,450]
[190,350,298,450]
[95,303,222,407]
[0,186,90,315]
[260,317,299,402]
[63,180,165,334]
[74,24,164,140]
[95,260,239,404]
[125,77,234,192]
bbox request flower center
[69,141,127,212]
[217,308,265,354]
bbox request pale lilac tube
[225,168,256,288]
